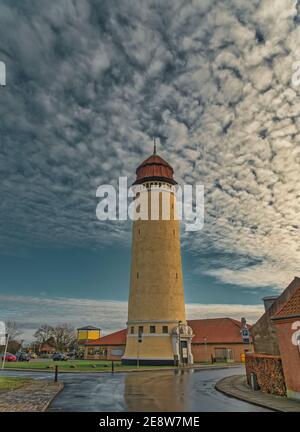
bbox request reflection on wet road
[0,366,270,412]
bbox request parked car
[16,352,30,362]
[0,352,17,362]
[52,352,68,361]
[66,352,76,360]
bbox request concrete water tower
[122,144,193,365]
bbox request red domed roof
[133,153,177,185]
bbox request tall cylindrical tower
[122,147,193,365]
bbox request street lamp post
[178,320,182,368]
[203,337,208,363]
[137,328,142,368]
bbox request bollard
[111,360,114,373]
[54,365,58,382]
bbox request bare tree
[51,324,76,352]
[34,324,54,345]
[5,320,23,340]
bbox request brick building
[84,329,127,360]
[251,277,300,355]
[82,317,252,363]
[246,277,300,400]
[271,286,300,400]
[188,318,252,363]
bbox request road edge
[215,375,300,412]
[42,382,64,412]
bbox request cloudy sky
[0,0,300,340]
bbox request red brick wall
[251,277,300,355]
[245,353,286,396]
[84,345,125,361]
[192,343,251,363]
[274,319,300,395]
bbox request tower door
[180,340,188,364]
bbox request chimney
[262,296,278,311]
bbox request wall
[85,342,251,363]
[84,345,125,361]
[77,330,101,340]
[124,186,187,364]
[245,353,286,396]
[192,343,251,363]
[274,318,300,400]
[251,277,300,355]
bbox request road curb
[42,382,64,412]
[215,375,300,412]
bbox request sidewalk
[215,375,300,412]
[0,380,63,412]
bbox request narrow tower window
[162,326,168,334]
[130,326,134,334]
[137,272,139,279]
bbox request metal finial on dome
[153,138,157,155]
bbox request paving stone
[0,380,63,412]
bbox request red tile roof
[274,286,300,318]
[83,318,251,346]
[40,344,55,352]
[133,153,176,185]
[187,318,252,344]
[84,329,127,346]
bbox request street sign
[241,328,250,344]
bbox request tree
[34,324,54,345]
[2,321,23,354]
[51,324,76,352]
[5,320,23,340]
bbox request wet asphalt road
[0,366,270,412]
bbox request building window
[176,273,178,279]
[173,229,175,235]
[150,325,156,334]
[137,272,139,279]
[138,229,141,235]
[130,326,134,334]
[138,326,143,335]
[162,326,168,334]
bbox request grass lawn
[3,360,174,372]
[0,377,32,391]
[2,360,239,372]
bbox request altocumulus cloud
[0,294,264,341]
[0,0,300,292]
